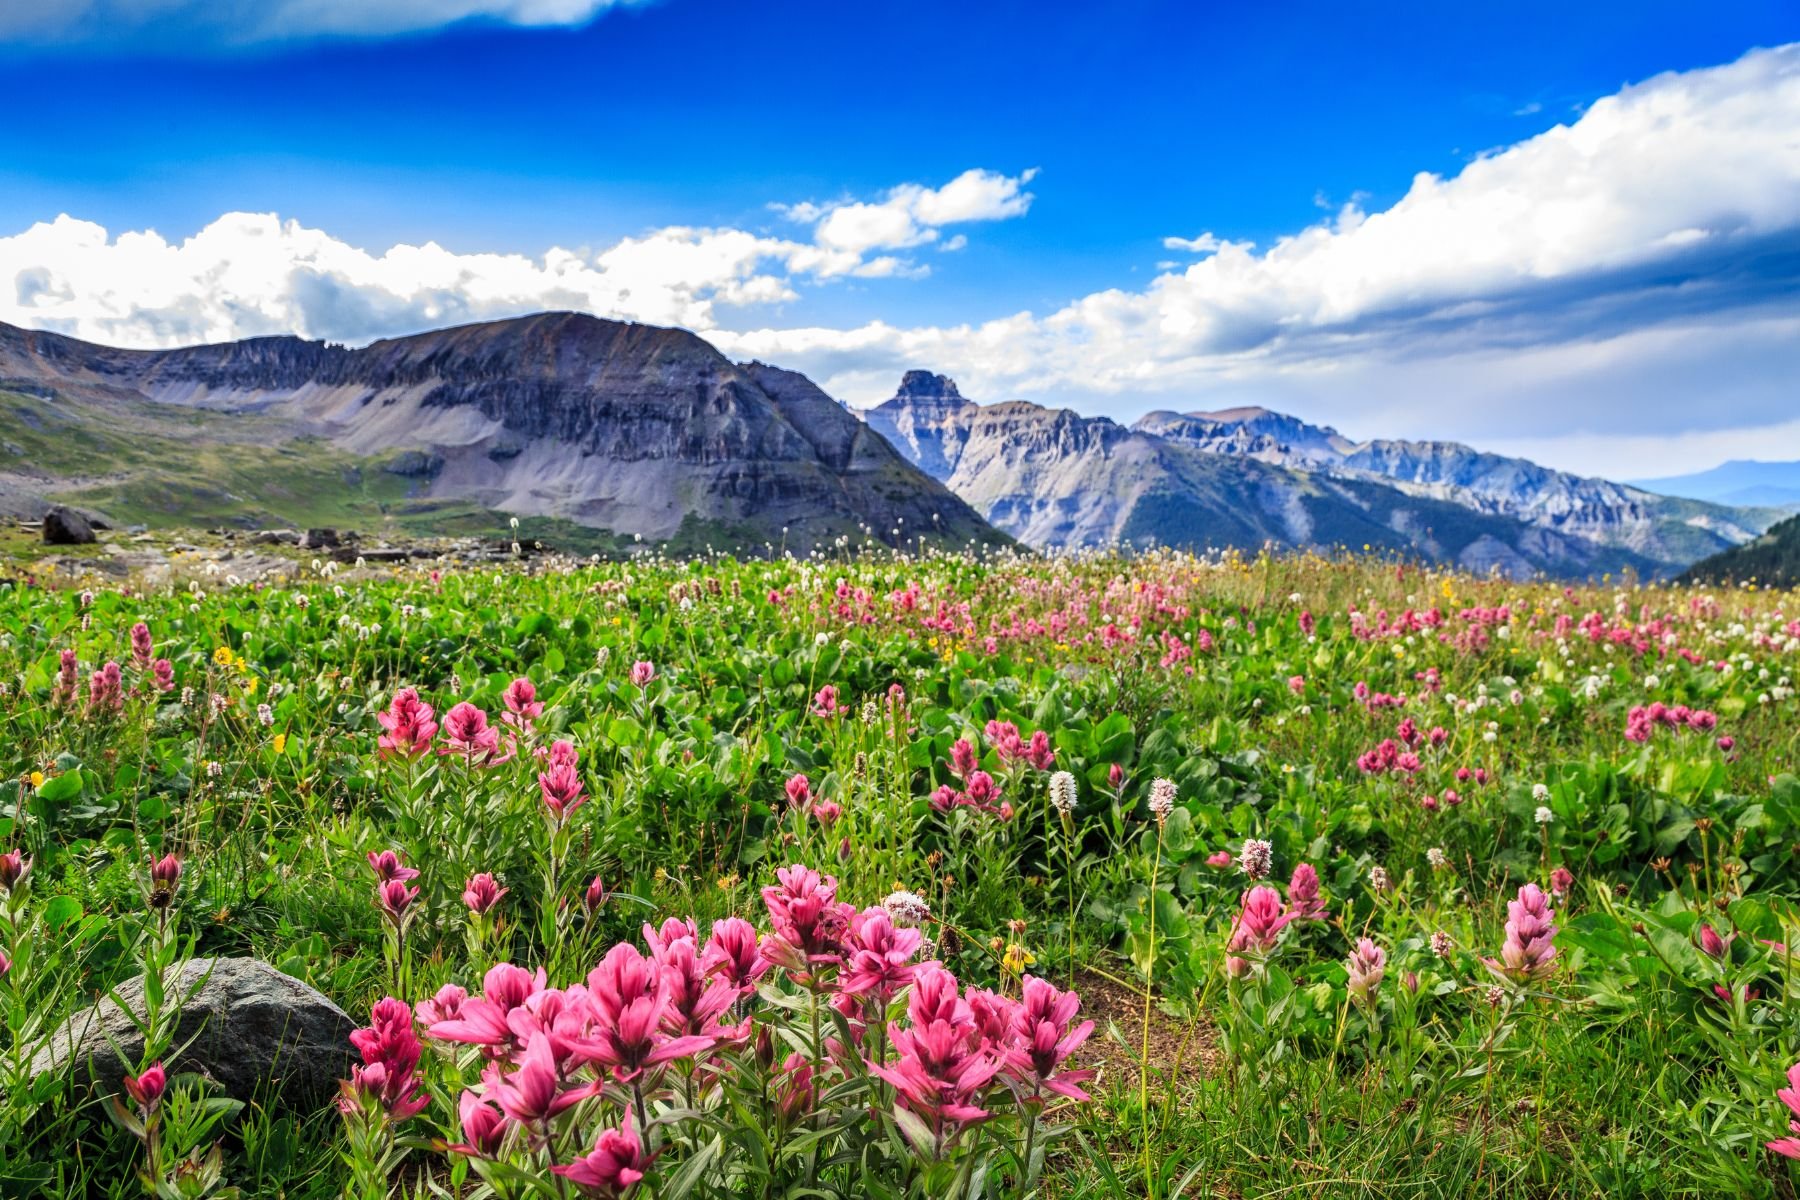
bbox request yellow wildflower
[29,771,45,789]
[272,734,287,754]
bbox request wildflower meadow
[5,545,1800,1198]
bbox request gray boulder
[30,958,355,1110]
[41,506,95,545]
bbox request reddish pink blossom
[123,1061,167,1110]
[1227,886,1295,959]
[629,660,656,688]
[1286,863,1326,921]
[1005,976,1095,1104]
[554,1113,650,1196]
[701,917,765,990]
[129,622,155,671]
[1769,1062,1800,1160]
[759,865,853,981]
[784,773,811,810]
[538,759,587,822]
[449,1090,506,1157]
[839,907,924,1000]
[463,873,508,916]
[440,702,509,766]
[1482,883,1558,986]
[811,684,845,718]
[341,998,429,1121]
[376,688,438,758]
[366,849,419,884]
[580,943,716,1082]
[949,738,978,780]
[501,677,543,729]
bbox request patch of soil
[1073,967,1220,1099]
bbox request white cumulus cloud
[0,168,1036,347]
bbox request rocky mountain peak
[891,370,969,407]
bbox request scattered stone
[253,529,301,546]
[383,450,444,478]
[29,958,354,1111]
[299,528,340,550]
[41,506,95,545]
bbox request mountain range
[1630,460,1800,509]
[0,313,994,554]
[0,312,1783,577]
[864,372,1784,578]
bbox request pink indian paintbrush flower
[1345,938,1386,1005]
[759,865,853,979]
[811,684,845,718]
[1482,882,1558,987]
[416,984,468,1027]
[629,660,656,689]
[701,917,765,991]
[122,1061,167,1110]
[554,1112,651,1196]
[1004,975,1095,1105]
[129,622,154,671]
[341,998,429,1121]
[448,1090,507,1157]
[1023,730,1056,771]
[463,873,507,916]
[867,965,1002,1148]
[784,773,811,811]
[149,853,182,901]
[1698,922,1730,961]
[425,963,547,1055]
[1286,863,1327,920]
[151,658,174,692]
[366,849,419,884]
[538,758,587,823]
[1769,1062,1800,1159]
[651,936,737,1040]
[483,1032,592,1124]
[377,878,420,926]
[838,907,925,1001]
[439,702,510,766]
[1227,886,1296,959]
[580,943,716,1082]
[500,677,542,730]
[949,737,978,781]
[376,688,437,758]
[0,849,29,893]
[812,800,843,827]
[88,662,124,716]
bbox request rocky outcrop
[41,505,95,545]
[29,958,355,1110]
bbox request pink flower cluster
[1623,702,1720,744]
[341,998,429,1121]
[347,862,1092,1184]
[1481,883,1558,987]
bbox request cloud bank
[3,45,1799,475]
[0,169,1036,346]
[0,0,633,46]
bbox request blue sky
[1,0,1798,477]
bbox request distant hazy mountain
[1631,460,1800,509]
[0,314,998,553]
[866,374,1781,578]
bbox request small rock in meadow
[28,958,355,1111]
[40,506,96,545]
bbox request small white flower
[1427,847,1448,870]
[882,890,931,928]
[1049,770,1078,816]
[1239,838,1273,880]
[1532,783,1550,802]
[1534,806,1554,826]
